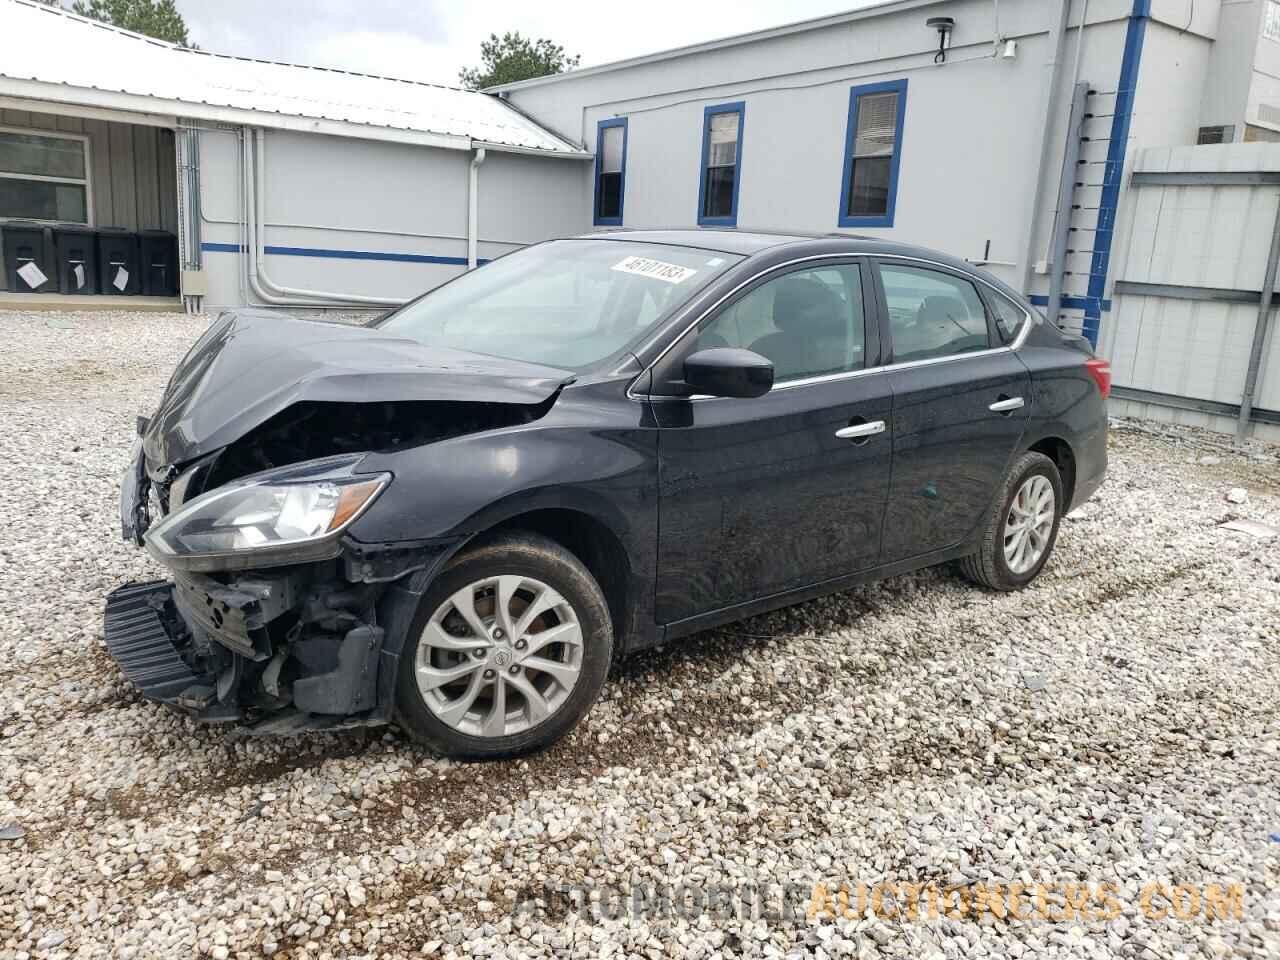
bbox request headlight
[144,456,389,571]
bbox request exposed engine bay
[166,398,553,509]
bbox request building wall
[503,0,1214,304]
[1200,0,1260,137]
[197,127,590,312]
[0,107,176,232]
[1245,2,1280,133]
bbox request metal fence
[1100,143,1280,444]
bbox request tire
[394,531,613,759]
[959,451,1064,592]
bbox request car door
[872,258,1031,563]
[647,258,894,625]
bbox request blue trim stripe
[696,101,746,228]
[593,116,628,227]
[201,242,487,266]
[1082,1,1148,345]
[837,78,908,229]
[1029,294,1112,313]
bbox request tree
[71,0,195,48]
[458,33,580,90]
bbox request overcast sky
[175,1,886,88]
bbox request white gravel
[1,310,1279,959]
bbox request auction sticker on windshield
[612,256,697,284]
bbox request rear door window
[876,262,993,363]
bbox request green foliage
[71,0,194,48]
[458,32,580,90]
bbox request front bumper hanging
[103,569,390,734]
[103,581,211,705]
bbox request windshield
[378,239,744,370]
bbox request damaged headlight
[144,455,390,571]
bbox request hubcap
[1003,475,1055,575]
[414,575,584,738]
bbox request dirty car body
[106,231,1108,751]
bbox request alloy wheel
[1003,474,1055,575]
[414,575,584,737]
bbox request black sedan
[108,231,1108,757]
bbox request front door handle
[835,420,886,440]
[989,396,1025,413]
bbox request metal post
[1045,82,1090,327]
[1237,196,1280,440]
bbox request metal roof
[0,0,589,156]
[487,0,909,93]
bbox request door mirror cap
[683,347,774,399]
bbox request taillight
[1085,358,1111,399]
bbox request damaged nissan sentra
[107,231,1108,758]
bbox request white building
[1,0,1278,437]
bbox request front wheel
[394,532,613,759]
[959,451,1063,591]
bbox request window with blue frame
[697,102,744,226]
[838,79,907,228]
[594,117,627,226]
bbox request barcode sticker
[611,255,697,285]
[113,266,129,291]
[17,261,48,289]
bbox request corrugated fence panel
[1103,142,1280,432]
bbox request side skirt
[650,541,979,648]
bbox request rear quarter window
[986,290,1029,344]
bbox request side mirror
[683,347,774,399]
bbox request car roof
[576,229,1030,303]
[578,228,954,263]
[578,229,814,256]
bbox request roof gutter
[472,139,592,160]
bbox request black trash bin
[138,229,178,296]
[2,221,56,294]
[96,227,139,295]
[53,225,99,295]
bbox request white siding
[198,128,589,312]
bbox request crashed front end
[109,436,447,733]
[103,309,568,733]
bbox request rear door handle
[989,396,1025,413]
[835,420,886,440]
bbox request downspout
[247,128,404,307]
[468,146,487,270]
[253,129,403,306]
[1018,0,1073,296]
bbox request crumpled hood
[142,309,573,468]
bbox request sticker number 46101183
[611,256,698,284]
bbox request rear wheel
[959,451,1063,591]
[394,531,613,759]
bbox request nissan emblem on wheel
[105,230,1108,758]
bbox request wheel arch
[457,508,635,652]
[1026,435,1077,509]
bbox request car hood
[142,309,574,467]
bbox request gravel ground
[1,310,1278,960]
